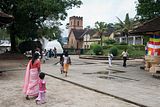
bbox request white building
[0,40,11,53]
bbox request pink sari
[23,60,40,96]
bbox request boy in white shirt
[121,49,128,67]
[108,52,113,67]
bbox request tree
[115,13,134,44]
[0,28,10,40]
[0,0,82,52]
[95,21,108,46]
[136,0,160,21]
[37,25,62,40]
[107,23,115,35]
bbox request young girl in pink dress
[36,72,46,104]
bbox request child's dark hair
[39,72,45,79]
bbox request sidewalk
[42,56,160,107]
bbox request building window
[77,21,79,26]
[71,39,73,45]
[135,37,141,44]
[87,45,89,49]
[122,38,126,42]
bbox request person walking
[108,52,113,67]
[59,54,64,74]
[48,49,53,58]
[23,52,41,100]
[121,49,128,67]
[36,72,46,105]
[42,49,47,63]
[53,47,57,58]
[63,51,71,77]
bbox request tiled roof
[72,29,86,40]
[85,29,97,36]
[130,16,160,34]
[0,11,14,27]
[70,28,114,40]
[80,29,96,37]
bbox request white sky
[60,0,138,37]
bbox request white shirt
[63,56,69,64]
[122,51,128,57]
[108,54,113,59]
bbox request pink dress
[36,79,46,104]
[23,59,40,96]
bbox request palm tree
[95,21,108,46]
[115,13,134,44]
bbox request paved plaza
[42,55,160,107]
[0,55,160,107]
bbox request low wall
[79,55,133,60]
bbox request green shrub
[91,44,103,55]
[119,42,127,45]
[102,44,145,58]
[103,49,110,56]
[127,45,134,51]
[103,45,113,49]
[83,49,94,55]
[132,45,145,50]
[128,50,145,58]
[109,46,118,56]
[115,45,128,50]
[104,39,116,45]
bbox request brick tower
[68,16,83,31]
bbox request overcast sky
[60,0,138,37]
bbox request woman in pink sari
[23,53,41,100]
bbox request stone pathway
[42,56,160,107]
[1,56,160,107]
[0,62,137,107]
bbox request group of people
[23,49,71,105]
[108,49,129,67]
[47,47,57,58]
[23,48,128,105]
[42,47,57,63]
[23,52,46,105]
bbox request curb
[45,73,148,107]
[79,55,135,60]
